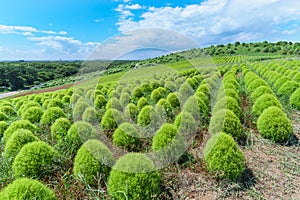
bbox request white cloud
[116,0,300,45]
[124,4,143,10]
[0,24,67,37]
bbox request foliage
[167,92,181,108]
[73,139,115,186]
[40,107,67,126]
[174,112,197,138]
[113,122,141,151]
[213,96,242,119]
[252,94,282,117]
[4,129,39,162]
[277,81,299,98]
[0,178,56,200]
[82,107,99,125]
[101,109,123,131]
[94,94,107,110]
[0,112,9,121]
[204,132,245,181]
[3,120,37,143]
[0,121,9,139]
[290,88,300,110]
[137,97,149,110]
[209,109,242,139]
[250,86,274,101]
[107,153,161,200]
[155,99,174,121]
[124,103,138,123]
[50,118,71,142]
[21,106,44,123]
[12,141,59,179]
[257,106,293,143]
[137,105,159,127]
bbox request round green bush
[195,91,209,105]
[47,99,64,109]
[155,99,173,121]
[250,86,274,101]
[12,141,59,179]
[40,107,67,126]
[0,178,56,200]
[0,111,9,121]
[293,72,300,82]
[213,96,242,119]
[119,92,130,107]
[62,95,71,104]
[106,98,123,111]
[42,99,51,109]
[82,107,99,125]
[101,109,123,131]
[4,129,39,161]
[73,139,115,186]
[167,92,181,108]
[174,112,197,138]
[290,88,300,110]
[246,79,269,94]
[196,84,210,96]
[137,105,159,127]
[21,107,44,123]
[94,95,107,110]
[113,122,141,151]
[17,101,40,116]
[217,88,240,103]
[257,106,293,143]
[150,88,164,103]
[50,118,71,142]
[124,103,138,123]
[73,99,90,120]
[137,97,149,110]
[274,76,292,90]
[65,121,97,155]
[252,94,282,117]
[244,72,258,86]
[0,121,9,139]
[209,109,242,139]
[152,123,178,151]
[140,83,153,94]
[277,81,299,98]
[178,83,194,101]
[224,79,240,91]
[131,87,144,103]
[183,96,208,122]
[108,153,161,200]
[70,93,81,105]
[3,120,37,143]
[0,106,16,116]
[165,81,177,91]
[204,132,245,181]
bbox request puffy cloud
[124,4,143,10]
[116,0,300,45]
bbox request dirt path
[0,91,20,99]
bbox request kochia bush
[290,88,300,110]
[21,107,44,123]
[0,178,56,200]
[50,118,71,142]
[204,132,245,181]
[3,120,37,143]
[137,105,159,127]
[167,92,181,109]
[73,139,115,186]
[0,121,9,139]
[252,94,282,117]
[257,106,293,143]
[155,99,174,121]
[124,103,138,123]
[12,141,59,179]
[209,109,242,139]
[0,112,9,121]
[108,153,161,200]
[213,96,242,119]
[277,81,299,98]
[250,86,274,102]
[40,107,67,126]
[82,107,99,125]
[101,109,123,132]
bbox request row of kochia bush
[249,62,300,111]
[242,65,293,143]
[205,66,245,181]
[0,69,222,199]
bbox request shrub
[108,153,161,200]
[0,178,56,200]
[124,103,138,122]
[165,81,177,91]
[73,100,90,120]
[82,107,99,125]
[21,107,44,123]
[182,96,208,122]
[244,72,258,86]
[196,84,210,96]
[252,94,282,117]
[140,83,152,94]
[62,95,71,104]
[50,118,71,142]
[94,95,107,110]
[150,88,164,103]
[131,87,144,103]
[137,97,149,110]
[42,99,51,109]
[209,109,242,139]
[274,76,292,90]
[174,112,197,138]
[106,98,123,111]
[213,96,242,119]
[277,81,299,98]
[137,105,160,127]
[47,99,64,109]
[155,99,174,121]
[4,129,39,161]
[167,92,181,108]
[250,86,274,101]
[196,91,209,105]
[0,112,9,121]
[119,92,130,107]
[290,88,300,110]
[257,106,293,143]
[179,83,194,102]
[65,121,97,155]
[101,109,123,132]
[73,139,115,186]
[113,122,141,151]
[12,141,59,179]
[40,107,67,126]
[204,132,245,181]
[0,106,16,116]
[0,121,9,139]
[246,79,268,94]
[17,101,40,116]
[3,120,37,143]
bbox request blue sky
[0,0,300,60]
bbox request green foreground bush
[3,120,37,143]
[290,88,300,110]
